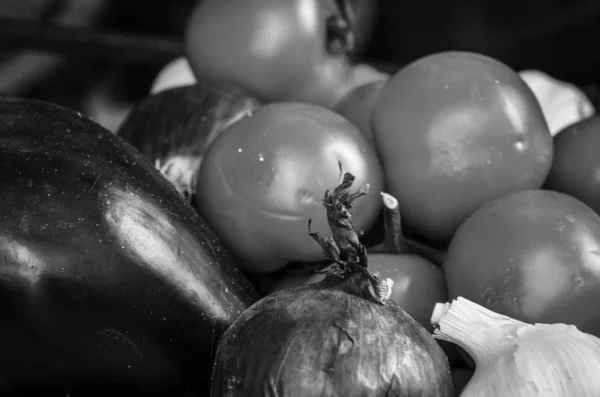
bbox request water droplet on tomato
[566,215,576,223]
[514,141,525,151]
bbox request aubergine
[117,81,261,203]
[0,96,260,396]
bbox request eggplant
[0,96,260,396]
[117,81,261,203]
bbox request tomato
[269,253,447,331]
[444,189,600,337]
[195,102,384,274]
[372,51,553,242]
[335,79,387,148]
[544,116,600,215]
[185,0,359,108]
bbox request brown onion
[210,166,453,397]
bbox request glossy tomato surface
[372,51,553,242]
[444,189,600,336]
[544,116,600,215]
[270,253,447,331]
[195,102,384,274]
[185,0,355,108]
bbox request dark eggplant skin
[0,96,260,396]
[116,81,261,201]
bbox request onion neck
[431,298,530,364]
[308,162,393,305]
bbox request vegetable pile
[1,1,600,396]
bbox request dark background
[1,0,599,129]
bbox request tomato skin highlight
[544,116,600,216]
[195,102,384,274]
[185,0,354,109]
[0,97,259,395]
[444,189,600,337]
[372,51,553,242]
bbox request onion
[117,81,261,202]
[210,164,453,396]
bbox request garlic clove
[431,297,600,397]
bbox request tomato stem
[379,191,447,266]
[381,192,409,254]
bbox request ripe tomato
[372,51,553,242]
[544,116,600,216]
[444,189,600,337]
[270,253,447,331]
[195,102,384,274]
[185,0,359,108]
[335,79,387,148]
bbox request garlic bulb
[431,297,600,396]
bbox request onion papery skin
[211,273,453,397]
